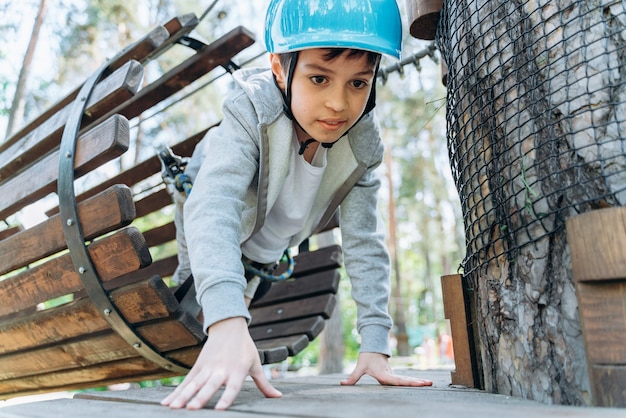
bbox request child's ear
[270,54,286,90]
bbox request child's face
[271,49,376,145]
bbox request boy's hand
[161,317,282,410]
[340,352,434,387]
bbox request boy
[162,0,433,411]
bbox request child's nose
[325,87,348,112]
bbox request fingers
[250,362,283,399]
[375,372,433,387]
[340,368,365,386]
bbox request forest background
[0,0,465,376]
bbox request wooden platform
[1,369,623,417]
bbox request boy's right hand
[160,316,282,410]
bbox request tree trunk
[439,0,626,405]
[316,230,345,374]
[5,0,48,138]
[384,139,410,356]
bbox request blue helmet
[265,0,403,60]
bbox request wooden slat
[256,334,310,357]
[566,206,626,282]
[248,294,336,327]
[0,346,202,399]
[0,314,203,381]
[0,62,142,183]
[89,27,255,129]
[0,276,179,354]
[0,184,136,276]
[0,13,198,154]
[0,115,130,220]
[0,225,22,241]
[251,270,340,308]
[0,226,150,317]
[258,346,290,365]
[46,127,209,217]
[249,316,326,342]
[576,281,626,364]
[142,221,176,248]
[441,274,477,388]
[289,245,342,278]
[104,255,178,291]
[589,365,626,407]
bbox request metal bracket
[58,63,190,375]
[177,35,241,74]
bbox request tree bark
[440,0,626,405]
[5,0,48,138]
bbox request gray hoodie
[182,67,393,356]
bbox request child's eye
[310,76,327,85]
[351,80,368,89]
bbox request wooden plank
[441,274,476,388]
[576,281,626,364]
[248,294,336,327]
[0,13,198,155]
[105,255,178,291]
[0,115,130,220]
[256,334,310,357]
[258,346,290,365]
[0,225,22,241]
[0,226,150,317]
[143,221,176,248]
[249,316,325,342]
[0,276,179,354]
[0,184,136,276]
[566,206,626,281]
[0,315,203,380]
[46,127,209,216]
[0,62,142,183]
[589,364,626,407]
[90,27,255,128]
[276,245,342,279]
[251,270,340,308]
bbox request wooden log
[0,13,198,154]
[0,184,136,276]
[0,227,150,317]
[248,294,336,327]
[0,62,142,183]
[441,274,477,388]
[0,115,130,220]
[406,0,443,40]
[0,276,179,354]
[0,225,22,241]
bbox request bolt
[103,308,111,316]
[134,343,142,349]
[78,267,86,274]
[66,219,74,226]
[65,151,72,158]
[276,308,283,315]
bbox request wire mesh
[437,0,626,275]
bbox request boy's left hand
[340,352,433,387]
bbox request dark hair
[278,48,381,71]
